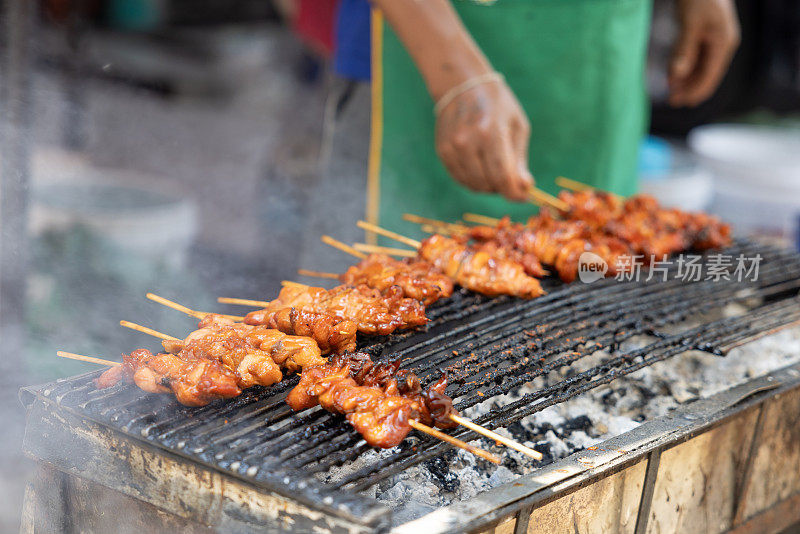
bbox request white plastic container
[688,124,800,249]
[30,168,198,271]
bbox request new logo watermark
[577,253,762,284]
[578,252,608,283]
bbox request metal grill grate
[23,240,800,520]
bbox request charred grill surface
[27,240,800,519]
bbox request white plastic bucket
[688,124,800,249]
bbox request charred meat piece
[245,283,428,338]
[96,348,242,407]
[340,253,454,305]
[418,234,544,299]
[244,305,358,355]
[525,212,633,282]
[287,353,457,448]
[96,314,325,406]
[557,190,732,256]
[178,314,324,378]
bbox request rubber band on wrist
[434,72,505,116]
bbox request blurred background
[0,0,798,530]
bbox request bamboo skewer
[353,243,417,258]
[555,176,594,193]
[529,187,569,211]
[119,320,180,341]
[146,293,244,321]
[402,214,467,234]
[408,420,501,464]
[281,281,309,289]
[555,176,624,201]
[420,224,442,235]
[297,269,340,280]
[356,220,421,249]
[218,297,271,307]
[463,213,501,226]
[57,351,120,367]
[321,235,367,260]
[449,414,542,460]
[350,225,543,459]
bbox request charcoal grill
[20,239,800,532]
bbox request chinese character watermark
[577,253,762,284]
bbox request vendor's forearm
[369,0,492,99]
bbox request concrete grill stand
[19,240,800,533]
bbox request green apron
[369,0,652,239]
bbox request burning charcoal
[505,421,536,443]
[533,441,555,465]
[560,415,592,433]
[424,454,460,493]
[502,453,520,471]
[600,389,618,407]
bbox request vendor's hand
[435,78,534,202]
[669,0,740,107]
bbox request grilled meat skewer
[469,213,633,283]
[340,254,454,306]
[418,234,545,298]
[244,283,428,340]
[97,315,325,406]
[557,190,732,256]
[95,348,242,407]
[287,352,456,448]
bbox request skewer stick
[281,281,309,289]
[449,414,542,460]
[529,187,569,211]
[555,176,594,193]
[57,351,119,367]
[420,224,442,235]
[298,269,340,280]
[555,176,624,201]
[408,420,501,464]
[402,214,466,234]
[353,243,417,258]
[146,293,244,321]
[218,297,271,307]
[356,220,421,249]
[147,292,202,318]
[321,235,367,260]
[119,320,180,341]
[463,213,501,226]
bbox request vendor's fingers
[670,22,701,84]
[680,34,738,106]
[480,130,528,202]
[669,23,702,106]
[511,115,535,190]
[440,136,493,193]
[437,143,477,192]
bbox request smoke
[0,14,330,530]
